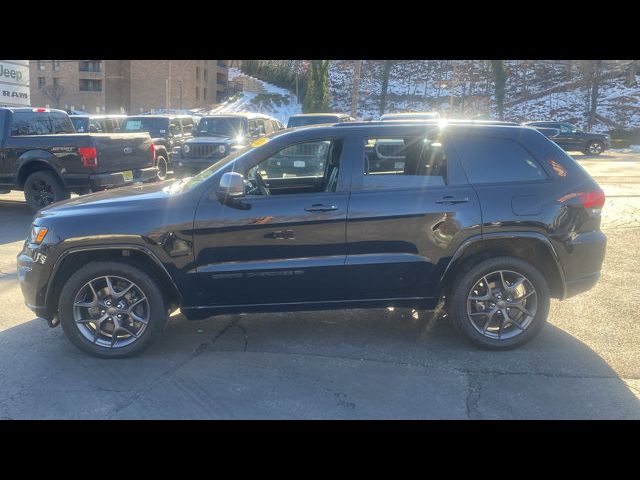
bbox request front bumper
[17,245,52,320]
[173,157,222,177]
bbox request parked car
[120,114,196,179]
[69,114,127,133]
[380,111,440,121]
[18,121,606,357]
[287,113,354,128]
[0,107,158,211]
[174,113,284,177]
[523,121,610,155]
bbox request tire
[156,154,168,180]
[585,141,604,156]
[58,261,167,358]
[23,170,70,212]
[446,256,550,350]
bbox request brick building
[30,60,229,114]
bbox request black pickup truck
[523,121,610,156]
[0,108,158,211]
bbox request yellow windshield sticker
[250,137,269,148]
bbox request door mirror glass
[216,172,245,200]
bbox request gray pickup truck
[0,107,158,211]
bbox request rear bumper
[63,167,158,190]
[565,271,601,298]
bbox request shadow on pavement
[0,308,638,419]
[0,200,34,245]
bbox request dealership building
[28,60,229,114]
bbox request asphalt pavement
[0,151,638,419]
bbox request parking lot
[1,151,639,419]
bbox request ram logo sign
[0,60,30,107]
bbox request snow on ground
[211,69,302,124]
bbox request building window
[217,60,227,68]
[53,77,60,87]
[195,86,199,99]
[79,60,101,73]
[204,69,208,81]
[38,77,45,89]
[52,60,60,71]
[196,67,200,80]
[79,79,102,92]
[37,60,45,71]
[217,72,226,85]
[203,88,207,101]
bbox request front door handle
[305,204,338,212]
[435,196,469,204]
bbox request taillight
[579,191,605,209]
[78,147,98,168]
[150,143,156,161]
[557,190,605,209]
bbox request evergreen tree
[303,60,331,113]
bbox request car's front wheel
[586,141,604,156]
[447,256,550,349]
[58,261,167,358]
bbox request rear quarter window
[458,136,547,184]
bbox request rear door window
[458,136,547,184]
[360,136,448,190]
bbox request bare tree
[625,60,638,87]
[351,60,362,118]
[43,84,64,109]
[379,60,395,116]
[578,60,603,130]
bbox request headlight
[218,145,226,154]
[30,225,49,245]
[183,144,190,154]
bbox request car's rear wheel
[58,261,167,358]
[447,256,550,349]
[586,141,604,156]
[23,171,70,212]
[156,154,168,180]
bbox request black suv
[120,115,197,179]
[174,113,284,177]
[18,122,606,357]
[523,121,610,155]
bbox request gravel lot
[0,151,639,419]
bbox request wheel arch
[17,158,64,188]
[45,245,183,318]
[439,232,566,300]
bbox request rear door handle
[435,196,469,204]
[305,204,338,212]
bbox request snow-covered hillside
[327,60,640,133]
[209,68,301,124]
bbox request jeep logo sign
[0,60,30,107]
[0,64,23,82]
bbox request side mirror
[216,172,245,200]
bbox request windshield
[121,117,169,135]
[287,116,339,128]
[196,117,244,137]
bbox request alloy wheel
[466,270,538,340]
[588,142,603,155]
[72,275,150,348]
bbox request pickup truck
[523,121,610,156]
[0,107,158,211]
